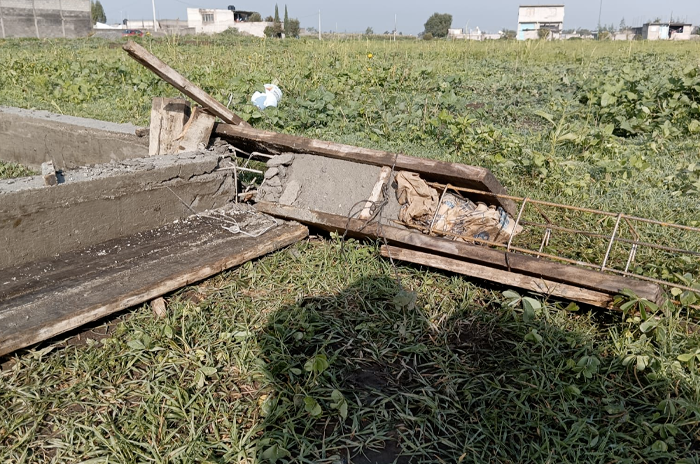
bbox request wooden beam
[380,245,615,308]
[123,40,250,127]
[254,202,663,304]
[213,123,517,216]
[149,97,190,156]
[0,220,307,357]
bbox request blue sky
[101,0,700,34]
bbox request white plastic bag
[251,84,282,109]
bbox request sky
[101,0,700,34]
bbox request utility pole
[151,0,158,32]
[318,10,321,40]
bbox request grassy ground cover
[1,36,699,462]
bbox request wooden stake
[149,97,190,156]
[176,106,216,153]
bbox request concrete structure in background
[448,27,502,41]
[125,19,194,35]
[631,22,693,40]
[0,0,91,38]
[0,106,148,170]
[186,8,270,37]
[517,4,564,40]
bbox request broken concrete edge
[0,106,149,170]
[0,151,238,270]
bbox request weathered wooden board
[254,202,663,304]
[0,217,307,357]
[381,245,615,308]
[176,106,216,153]
[123,41,250,127]
[149,97,190,156]
[213,123,517,215]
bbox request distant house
[631,22,693,40]
[186,8,270,37]
[0,0,91,38]
[517,4,564,40]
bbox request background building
[517,4,564,40]
[0,0,91,38]
[187,7,270,37]
[632,22,693,40]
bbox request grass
[1,36,700,462]
[0,161,35,179]
[2,238,700,462]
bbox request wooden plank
[213,122,517,216]
[149,97,190,156]
[176,106,216,153]
[122,41,250,127]
[380,245,614,308]
[254,202,663,303]
[0,218,307,357]
[359,166,392,220]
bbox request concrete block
[0,152,237,270]
[0,106,149,170]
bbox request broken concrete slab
[0,152,237,270]
[0,106,149,170]
[260,153,403,222]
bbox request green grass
[1,36,700,462]
[2,238,699,462]
[0,160,35,179]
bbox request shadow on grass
[1,243,699,463]
[253,271,700,463]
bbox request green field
[1,36,700,463]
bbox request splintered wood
[149,98,190,156]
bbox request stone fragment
[41,161,57,186]
[267,153,295,167]
[264,167,279,179]
[279,181,302,205]
[266,176,282,188]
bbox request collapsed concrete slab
[0,152,237,270]
[0,106,149,170]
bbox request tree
[90,0,106,25]
[265,15,274,22]
[284,5,289,36]
[422,32,433,40]
[501,29,516,39]
[365,27,374,35]
[537,28,550,40]
[619,17,627,31]
[287,18,300,38]
[249,12,262,22]
[274,4,280,23]
[423,13,452,38]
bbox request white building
[186,8,270,37]
[632,22,693,40]
[517,5,564,40]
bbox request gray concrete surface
[0,152,237,270]
[260,153,403,224]
[0,0,91,38]
[0,106,149,170]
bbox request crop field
[1,36,700,463]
